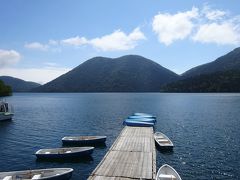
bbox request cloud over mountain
[152,7,199,45]
[152,5,240,46]
[0,49,21,68]
[61,27,146,51]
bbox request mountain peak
[0,76,41,92]
[183,47,240,77]
[34,55,179,92]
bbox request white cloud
[60,28,145,51]
[152,7,199,45]
[151,5,240,46]
[89,28,146,51]
[48,40,58,46]
[61,36,88,46]
[0,67,71,84]
[202,5,227,20]
[24,27,145,52]
[193,22,240,45]
[0,49,21,68]
[25,42,49,51]
[205,10,226,20]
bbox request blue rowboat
[129,115,156,119]
[35,147,94,159]
[62,136,106,145]
[125,118,156,123]
[134,113,154,116]
[123,120,154,127]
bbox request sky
[0,0,240,84]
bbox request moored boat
[0,168,73,180]
[0,101,14,121]
[62,136,106,145]
[35,147,94,159]
[129,115,156,119]
[125,118,156,123]
[154,132,173,150]
[134,112,156,117]
[123,120,154,127]
[156,164,182,180]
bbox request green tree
[0,80,12,96]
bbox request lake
[0,93,239,179]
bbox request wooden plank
[94,151,152,179]
[88,126,156,180]
[152,134,156,179]
[112,136,152,152]
[88,176,133,180]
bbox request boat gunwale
[154,132,174,147]
[62,136,106,141]
[0,168,73,179]
[35,147,94,155]
[156,164,182,180]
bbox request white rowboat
[154,132,173,150]
[156,164,182,180]
[35,147,94,159]
[0,168,73,180]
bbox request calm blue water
[0,93,240,179]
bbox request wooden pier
[88,126,156,180]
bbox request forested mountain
[161,70,240,92]
[0,80,12,96]
[0,76,40,92]
[34,55,179,92]
[183,47,240,78]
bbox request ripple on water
[0,93,240,180]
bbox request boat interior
[1,169,66,180]
[38,147,92,154]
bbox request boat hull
[154,132,174,150]
[123,120,154,127]
[155,143,173,151]
[62,136,106,146]
[129,115,156,119]
[156,164,182,180]
[36,147,94,159]
[42,172,72,180]
[0,113,13,121]
[0,168,73,180]
[134,113,154,116]
[125,118,156,123]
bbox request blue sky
[0,0,240,83]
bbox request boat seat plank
[31,174,42,179]
[3,176,12,180]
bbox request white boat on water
[0,100,14,121]
[154,132,173,150]
[0,168,73,180]
[35,147,94,159]
[156,164,182,180]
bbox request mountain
[183,47,240,77]
[161,70,240,92]
[34,55,179,92]
[0,80,12,96]
[162,47,240,92]
[0,76,41,92]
